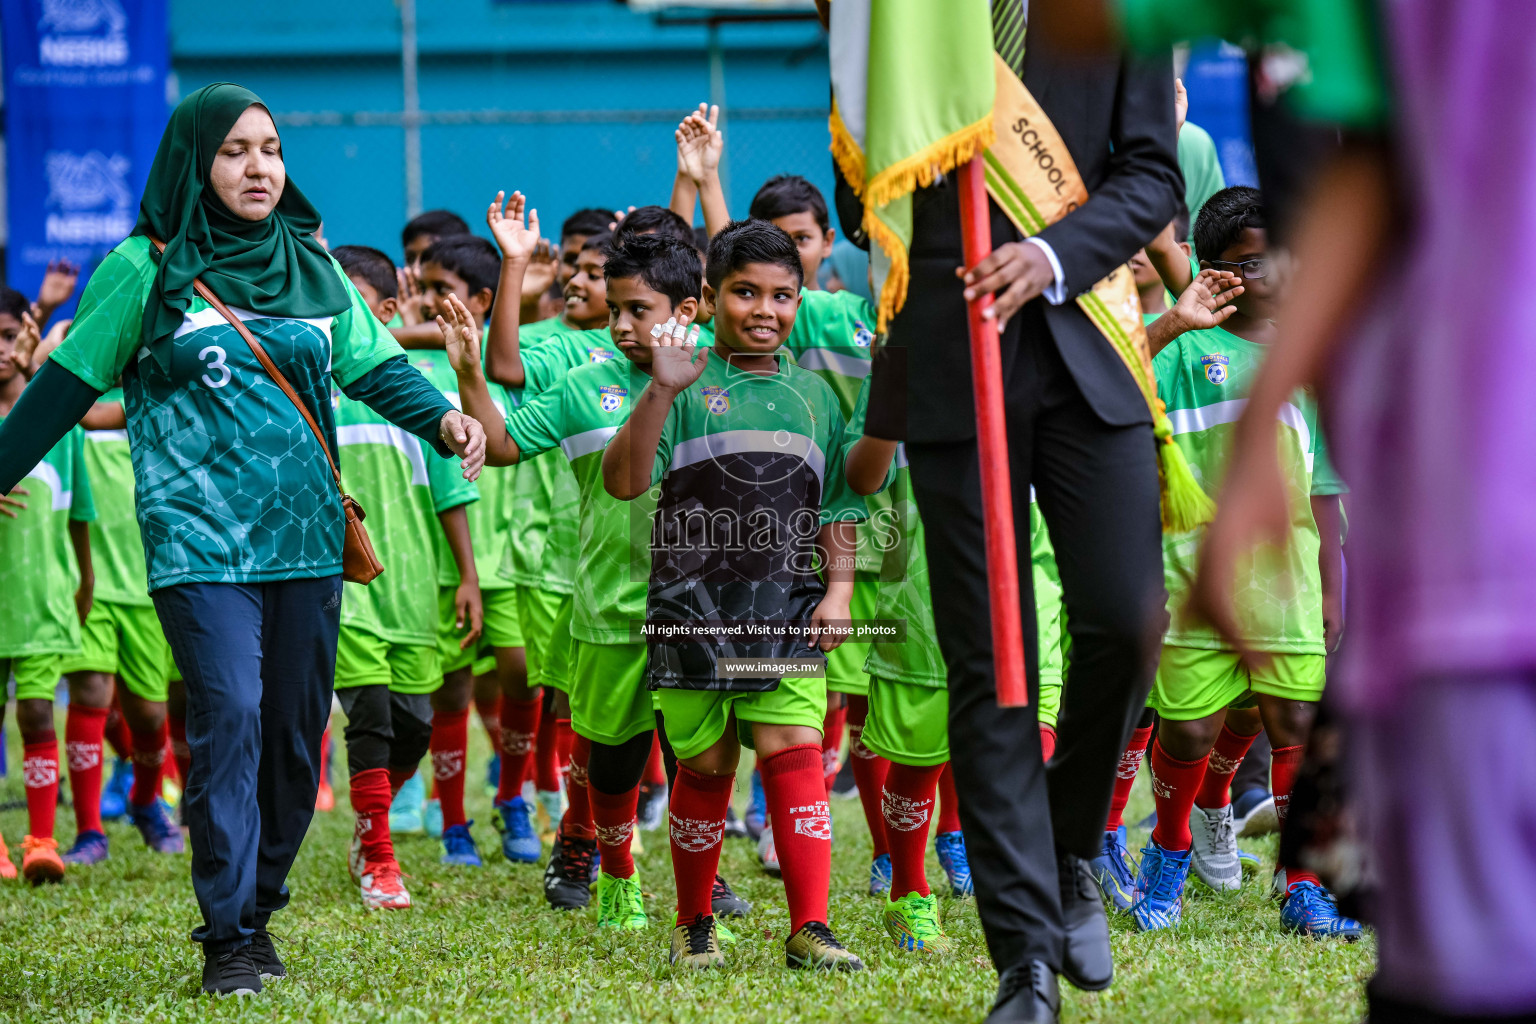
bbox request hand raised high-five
[647,313,709,393]
[675,103,723,185]
[486,190,542,264]
[438,292,483,377]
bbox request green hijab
[134,83,350,351]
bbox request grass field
[0,714,1373,1023]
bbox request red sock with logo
[496,698,541,803]
[1148,738,1208,852]
[104,700,132,761]
[821,701,848,794]
[1269,743,1320,890]
[349,767,395,866]
[556,719,575,788]
[65,705,108,835]
[936,762,962,835]
[846,696,890,857]
[1039,724,1058,762]
[430,709,470,829]
[169,714,193,790]
[534,709,561,792]
[1106,725,1153,831]
[668,765,734,924]
[589,784,639,879]
[22,731,59,840]
[1196,724,1261,809]
[129,723,167,809]
[882,761,944,897]
[761,743,833,932]
[563,735,595,840]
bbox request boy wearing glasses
[1128,187,1358,939]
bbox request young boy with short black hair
[402,209,471,270]
[748,174,834,290]
[601,220,867,971]
[329,244,484,909]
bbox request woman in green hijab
[0,84,488,997]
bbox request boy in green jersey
[0,286,96,884]
[331,245,484,908]
[602,221,867,972]
[1131,187,1357,939]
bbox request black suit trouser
[904,325,1165,972]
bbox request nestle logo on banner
[44,151,134,244]
[37,0,130,67]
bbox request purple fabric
[1330,1,1536,713]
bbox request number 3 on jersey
[199,345,232,389]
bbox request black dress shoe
[1059,851,1114,991]
[249,926,286,980]
[986,959,1060,1023]
[201,946,261,997]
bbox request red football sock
[475,693,502,758]
[761,744,833,933]
[589,784,639,879]
[1196,723,1261,809]
[668,765,734,924]
[1106,725,1153,831]
[168,715,193,790]
[555,718,575,787]
[936,761,962,835]
[1039,724,1058,762]
[1269,743,1320,890]
[389,766,416,797]
[564,735,595,839]
[643,733,667,787]
[821,700,848,794]
[882,761,944,897]
[496,698,541,803]
[349,767,395,866]
[534,709,561,792]
[129,723,167,809]
[104,700,132,760]
[65,705,108,835]
[430,709,470,829]
[22,732,59,840]
[1148,738,1209,851]
[846,696,891,857]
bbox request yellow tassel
[865,116,996,210]
[1155,418,1215,533]
[829,103,867,195]
[862,212,910,334]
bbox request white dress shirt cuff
[1024,236,1068,305]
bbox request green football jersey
[1154,324,1337,654]
[81,387,152,606]
[647,353,868,689]
[505,356,658,645]
[335,357,479,646]
[0,424,94,656]
[51,235,406,591]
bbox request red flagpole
[957,155,1028,708]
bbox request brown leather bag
[149,238,384,584]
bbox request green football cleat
[785,921,865,971]
[670,913,726,968]
[883,891,954,954]
[596,870,648,929]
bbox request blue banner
[3,0,167,317]
[1182,40,1259,190]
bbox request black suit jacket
[842,41,1182,443]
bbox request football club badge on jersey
[852,320,875,347]
[700,385,731,415]
[598,384,627,413]
[1201,354,1230,385]
[589,348,615,364]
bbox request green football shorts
[862,675,948,766]
[515,585,566,691]
[824,576,878,696]
[4,654,65,703]
[481,584,524,650]
[569,640,654,746]
[438,586,479,675]
[335,625,442,695]
[1150,645,1327,721]
[540,594,575,694]
[658,675,828,761]
[60,599,173,702]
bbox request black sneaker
[710,873,753,918]
[636,782,668,831]
[543,828,596,910]
[202,946,262,997]
[722,806,749,840]
[249,927,286,980]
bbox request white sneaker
[757,826,782,877]
[1233,791,1279,837]
[1188,804,1243,892]
[359,860,413,910]
[536,789,565,835]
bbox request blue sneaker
[494,797,542,863]
[935,830,973,897]
[441,822,483,866]
[1089,825,1138,910]
[868,852,893,897]
[62,830,109,865]
[1280,881,1363,940]
[389,773,426,834]
[1237,848,1261,876]
[100,758,132,821]
[744,769,767,840]
[485,753,501,797]
[1129,839,1190,931]
[424,798,444,839]
[130,798,186,854]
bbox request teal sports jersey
[336,357,478,646]
[647,353,868,690]
[82,388,152,606]
[502,319,581,594]
[504,355,658,645]
[1154,325,1340,654]
[51,235,407,590]
[0,424,94,657]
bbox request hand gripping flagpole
[957,155,1028,708]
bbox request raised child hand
[522,238,559,301]
[648,314,708,392]
[10,312,41,375]
[396,267,425,327]
[486,190,542,264]
[438,293,483,376]
[1171,269,1244,332]
[675,103,722,185]
[35,259,79,313]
